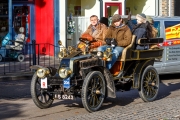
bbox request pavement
[0,72,33,81]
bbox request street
[0,74,180,120]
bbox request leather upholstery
[118,35,136,61]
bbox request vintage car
[30,35,164,112]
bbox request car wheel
[17,54,24,62]
[31,73,54,109]
[81,71,106,112]
[139,65,159,102]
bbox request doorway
[105,2,122,18]
[12,4,35,43]
[13,5,30,42]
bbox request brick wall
[160,0,174,16]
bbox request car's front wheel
[81,71,106,112]
[31,73,54,109]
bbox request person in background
[98,14,132,69]
[78,15,108,51]
[146,16,158,38]
[127,12,153,50]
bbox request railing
[0,41,61,75]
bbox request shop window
[154,21,160,37]
[0,2,8,44]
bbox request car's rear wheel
[139,66,159,102]
[81,71,106,112]
[31,73,54,109]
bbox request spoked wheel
[31,73,54,109]
[17,54,25,62]
[139,66,159,102]
[81,71,106,112]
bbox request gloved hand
[105,38,112,45]
[90,41,102,49]
[81,33,94,41]
[111,38,118,47]
[127,11,131,21]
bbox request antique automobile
[30,35,164,112]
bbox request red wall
[35,0,54,56]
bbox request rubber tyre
[17,54,25,62]
[81,71,106,112]
[139,65,159,102]
[31,73,54,109]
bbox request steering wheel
[78,38,96,52]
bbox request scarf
[115,24,125,28]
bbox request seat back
[118,35,136,61]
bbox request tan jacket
[82,23,108,45]
[105,24,132,47]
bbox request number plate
[63,77,70,88]
[55,94,74,100]
[41,77,47,88]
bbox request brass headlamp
[37,68,50,78]
[58,67,72,79]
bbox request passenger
[146,16,158,38]
[127,13,153,50]
[98,14,132,69]
[78,15,108,51]
[146,16,159,49]
[99,17,109,27]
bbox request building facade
[0,0,59,56]
[1,0,179,57]
[60,0,157,47]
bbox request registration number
[41,77,47,88]
[55,94,74,100]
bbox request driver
[78,15,108,51]
[98,14,132,69]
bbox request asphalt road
[0,74,180,120]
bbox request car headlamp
[37,68,50,78]
[97,51,103,57]
[58,67,72,78]
[58,51,64,59]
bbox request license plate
[55,94,74,100]
[63,77,70,89]
[41,77,47,88]
[61,95,74,100]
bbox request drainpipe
[169,0,171,16]
[8,0,12,40]
[99,0,103,18]
[155,0,159,16]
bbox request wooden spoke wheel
[81,71,106,112]
[139,66,159,102]
[31,73,54,109]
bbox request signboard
[164,21,180,61]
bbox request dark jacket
[105,24,132,47]
[128,20,152,50]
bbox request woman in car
[127,13,153,50]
